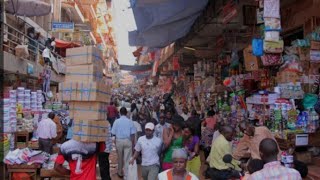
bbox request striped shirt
[249,161,302,180]
[37,118,57,139]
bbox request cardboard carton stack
[59,46,111,142]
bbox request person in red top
[54,139,98,180]
[107,101,119,126]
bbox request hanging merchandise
[261,53,283,66]
[264,40,284,53]
[310,50,320,62]
[243,45,260,71]
[230,50,240,69]
[264,18,281,31]
[42,66,52,94]
[252,38,264,56]
[263,0,280,18]
[256,8,264,24]
[265,31,280,42]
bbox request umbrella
[5,0,51,17]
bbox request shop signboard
[52,22,74,33]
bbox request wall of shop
[4,52,64,83]
[282,0,320,32]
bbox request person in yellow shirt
[207,126,242,180]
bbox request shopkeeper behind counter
[37,112,57,154]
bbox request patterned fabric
[200,128,214,148]
[249,161,302,180]
[104,124,113,153]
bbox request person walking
[54,139,98,180]
[98,121,113,180]
[106,101,118,127]
[154,112,170,141]
[129,122,162,180]
[111,107,136,179]
[158,148,199,180]
[162,115,184,170]
[37,112,57,154]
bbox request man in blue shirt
[111,107,136,178]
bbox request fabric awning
[5,0,51,17]
[120,64,153,71]
[128,0,208,48]
[55,39,81,49]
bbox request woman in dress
[162,115,184,170]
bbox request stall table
[7,164,40,180]
[40,169,69,180]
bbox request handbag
[264,40,284,53]
[261,53,283,66]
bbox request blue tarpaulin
[128,0,208,48]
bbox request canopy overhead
[5,0,51,17]
[120,64,153,71]
[128,0,208,48]
[55,39,81,49]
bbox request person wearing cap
[129,122,162,180]
[158,148,199,180]
[111,107,136,178]
[162,115,184,170]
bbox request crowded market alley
[2,0,320,180]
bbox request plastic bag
[303,93,318,109]
[263,0,280,18]
[128,160,138,180]
[252,38,264,56]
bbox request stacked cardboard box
[59,46,111,142]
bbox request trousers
[115,139,132,177]
[98,152,111,180]
[141,164,159,180]
[38,138,53,154]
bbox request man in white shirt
[42,46,51,66]
[130,122,162,180]
[154,112,170,141]
[37,112,57,154]
[112,107,136,178]
[180,106,190,121]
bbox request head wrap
[172,148,188,159]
